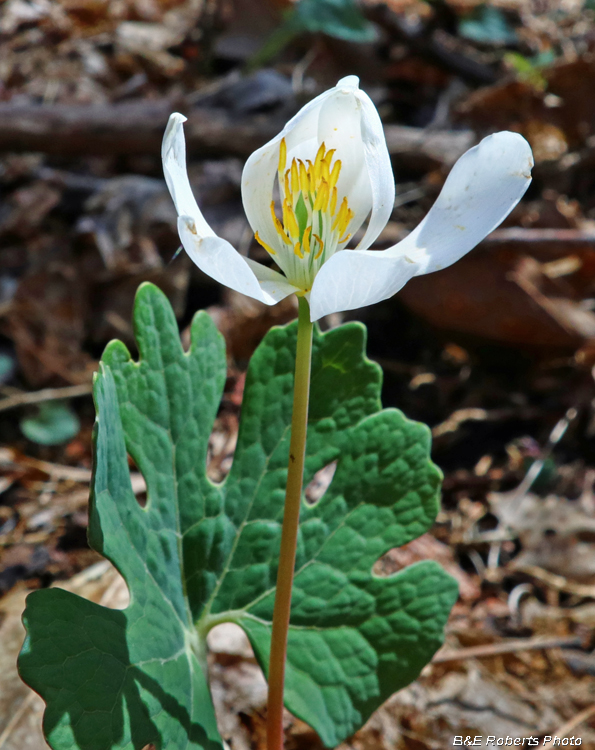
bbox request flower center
[255,137,355,292]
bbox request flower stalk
[267,296,313,750]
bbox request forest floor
[1,1,595,748]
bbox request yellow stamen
[313,180,329,212]
[338,233,352,244]
[302,226,312,254]
[255,231,277,255]
[294,241,304,259]
[315,142,326,165]
[278,138,287,174]
[314,142,326,183]
[332,197,348,232]
[283,201,300,238]
[338,207,354,237]
[284,170,290,200]
[291,159,299,195]
[324,148,336,165]
[329,160,341,191]
[330,186,338,215]
[299,161,309,194]
[321,159,330,184]
[306,160,315,194]
[271,200,290,243]
[313,233,325,260]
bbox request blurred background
[2,0,595,747]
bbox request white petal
[353,88,395,251]
[316,81,371,235]
[162,113,215,238]
[178,216,298,305]
[241,87,337,251]
[244,257,300,301]
[392,131,533,274]
[309,249,420,321]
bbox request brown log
[0,99,475,164]
[0,100,281,158]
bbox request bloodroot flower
[163,76,533,321]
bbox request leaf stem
[267,296,313,750]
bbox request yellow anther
[315,142,326,165]
[321,159,330,184]
[338,207,354,237]
[294,241,304,259]
[329,160,341,191]
[255,231,277,255]
[330,186,338,215]
[291,159,299,194]
[306,160,315,193]
[284,170,291,201]
[332,197,348,231]
[299,161,309,194]
[283,201,300,238]
[314,142,326,183]
[313,180,329,212]
[271,200,290,244]
[338,233,352,244]
[278,138,287,174]
[302,226,312,254]
[313,233,325,260]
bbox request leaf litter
[2,0,595,747]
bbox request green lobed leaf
[293,0,378,43]
[19,283,457,749]
[459,5,517,46]
[20,401,80,446]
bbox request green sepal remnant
[19,283,458,750]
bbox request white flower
[162,75,533,322]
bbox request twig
[0,383,93,413]
[431,406,540,439]
[432,408,489,438]
[538,704,595,749]
[487,407,577,570]
[0,449,146,493]
[515,564,595,598]
[514,408,577,501]
[486,227,595,245]
[433,634,583,664]
[0,692,37,749]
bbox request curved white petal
[309,131,532,320]
[353,88,395,251]
[391,131,533,274]
[241,87,336,252]
[178,216,298,305]
[163,115,298,305]
[309,250,420,321]
[315,79,371,236]
[244,257,300,301]
[162,113,214,238]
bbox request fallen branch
[0,99,475,166]
[0,383,93,413]
[0,448,146,493]
[514,564,595,598]
[487,227,595,245]
[538,704,595,749]
[433,634,583,664]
